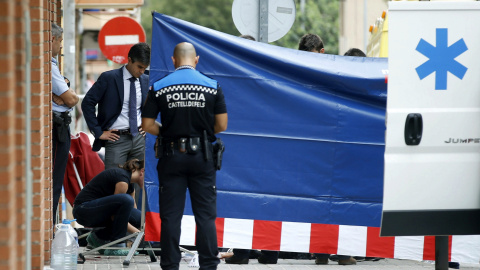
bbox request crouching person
[72,159,144,256]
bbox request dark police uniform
[51,57,73,225]
[142,65,227,270]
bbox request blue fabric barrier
[144,12,388,241]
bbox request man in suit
[82,43,150,170]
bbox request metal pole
[258,0,269,43]
[435,236,449,270]
[63,0,76,132]
[24,9,32,270]
[300,0,305,31]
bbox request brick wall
[0,0,20,269]
[0,0,57,269]
[33,0,51,267]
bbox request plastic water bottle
[62,219,78,245]
[51,224,78,270]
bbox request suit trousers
[105,133,145,208]
[104,133,145,169]
[157,148,220,270]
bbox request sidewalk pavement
[72,247,480,270]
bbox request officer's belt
[53,111,71,121]
[163,137,203,153]
[52,111,71,143]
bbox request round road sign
[232,0,296,43]
[98,16,146,64]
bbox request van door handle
[404,113,423,145]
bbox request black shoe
[258,255,278,264]
[329,255,339,262]
[364,257,383,261]
[225,255,249,264]
[448,262,460,269]
[295,252,313,260]
[250,249,262,259]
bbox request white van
[382,1,480,236]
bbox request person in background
[298,33,325,53]
[344,48,367,57]
[298,33,357,266]
[225,33,280,266]
[51,22,79,225]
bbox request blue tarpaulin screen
[144,12,388,241]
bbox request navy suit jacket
[82,67,149,151]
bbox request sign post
[258,0,268,43]
[232,0,295,43]
[98,16,146,64]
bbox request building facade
[0,0,63,269]
[339,0,388,55]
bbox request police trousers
[157,148,219,270]
[52,114,71,225]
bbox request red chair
[63,131,104,207]
[62,132,104,248]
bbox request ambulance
[378,0,480,236]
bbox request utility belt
[52,111,71,143]
[155,130,225,170]
[162,137,204,154]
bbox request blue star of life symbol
[415,28,468,90]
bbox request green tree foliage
[276,0,339,54]
[140,0,238,44]
[141,0,338,54]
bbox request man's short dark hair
[128,42,151,66]
[298,33,324,52]
[344,48,366,57]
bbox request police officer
[142,42,228,270]
[51,23,79,225]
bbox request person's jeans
[73,193,140,241]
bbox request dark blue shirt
[74,168,134,205]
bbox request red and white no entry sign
[98,16,146,64]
